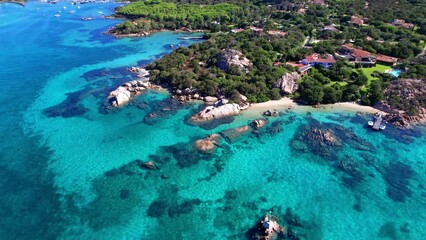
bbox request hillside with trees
[113,0,426,116]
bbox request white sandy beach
[241,97,386,118]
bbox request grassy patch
[359,64,391,89]
[326,81,348,87]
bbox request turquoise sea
[1,1,425,239]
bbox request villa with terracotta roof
[303,53,336,68]
[337,44,399,67]
[376,54,399,65]
[285,62,312,74]
[338,44,376,67]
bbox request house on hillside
[376,54,399,66]
[267,30,287,37]
[391,19,414,28]
[285,62,312,75]
[303,53,336,68]
[249,26,264,35]
[350,16,366,27]
[231,28,245,33]
[337,44,376,67]
[322,25,339,32]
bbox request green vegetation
[147,30,304,103]
[358,64,391,90]
[114,0,426,108]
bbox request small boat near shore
[81,17,94,21]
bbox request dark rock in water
[241,201,258,211]
[163,142,213,168]
[120,189,130,199]
[224,190,238,200]
[220,125,250,143]
[342,175,364,189]
[378,222,398,240]
[147,200,167,218]
[194,116,236,130]
[284,208,304,228]
[168,199,202,218]
[335,157,366,189]
[383,161,414,202]
[400,222,410,233]
[291,123,342,159]
[143,98,189,125]
[148,154,171,165]
[266,119,284,135]
[43,88,91,118]
[379,124,423,144]
[352,204,362,212]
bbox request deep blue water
[1,1,426,239]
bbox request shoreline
[241,97,386,118]
[109,28,205,39]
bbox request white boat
[54,13,61,17]
[368,120,374,127]
[380,124,386,130]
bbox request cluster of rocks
[172,88,204,102]
[263,109,279,117]
[275,72,300,94]
[377,78,426,127]
[291,124,343,159]
[194,134,222,152]
[216,49,253,72]
[194,119,267,152]
[106,80,155,108]
[127,67,150,79]
[190,103,241,122]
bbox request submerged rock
[291,123,343,160]
[194,134,222,152]
[220,125,251,143]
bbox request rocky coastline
[377,78,426,127]
[108,27,204,39]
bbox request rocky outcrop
[106,80,154,108]
[194,134,221,152]
[275,72,300,94]
[191,103,241,122]
[378,79,426,126]
[128,67,150,79]
[251,119,267,129]
[216,49,252,72]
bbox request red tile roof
[341,44,373,58]
[305,53,336,63]
[376,54,398,63]
[350,16,365,25]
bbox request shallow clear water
[1,1,426,240]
